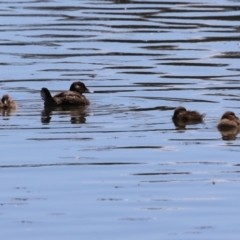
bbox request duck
[41,81,91,106]
[172,106,204,123]
[0,94,17,109]
[217,111,240,130]
[217,111,240,140]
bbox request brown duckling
[217,111,240,130]
[172,106,204,123]
[41,81,91,106]
[0,94,16,109]
[217,111,240,140]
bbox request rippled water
[1,0,240,239]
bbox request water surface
[1,0,240,239]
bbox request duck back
[53,91,89,105]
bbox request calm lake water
[1,0,240,239]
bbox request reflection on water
[218,127,240,140]
[172,118,205,130]
[1,0,240,239]
[0,108,16,117]
[41,105,88,124]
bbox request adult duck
[41,81,91,106]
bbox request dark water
[1,0,240,239]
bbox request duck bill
[85,88,94,93]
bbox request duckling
[41,81,91,106]
[0,94,16,109]
[217,111,240,130]
[172,106,204,123]
[217,111,240,140]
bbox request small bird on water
[217,111,240,140]
[172,106,204,122]
[217,111,240,130]
[40,81,91,107]
[0,94,17,109]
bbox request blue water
[1,0,240,239]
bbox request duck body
[41,81,90,107]
[0,95,16,109]
[172,106,204,123]
[217,111,240,130]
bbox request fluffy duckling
[0,94,16,109]
[41,81,91,106]
[217,111,240,130]
[172,106,204,123]
[217,111,240,140]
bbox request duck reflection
[0,108,16,117]
[41,105,88,124]
[172,106,204,130]
[217,111,240,140]
[172,118,204,130]
[218,127,239,140]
